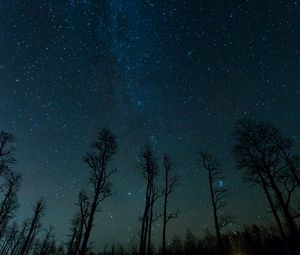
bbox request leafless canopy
[0,131,15,176]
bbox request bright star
[218,180,224,187]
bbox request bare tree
[0,131,20,243]
[200,151,229,255]
[0,222,18,255]
[0,172,21,238]
[35,225,55,255]
[256,172,287,241]
[11,220,29,255]
[275,137,300,188]
[147,185,161,255]
[79,129,118,255]
[233,119,300,254]
[18,198,46,255]
[0,131,15,176]
[162,154,179,255]
[67,191,89,255]
[138,144,159,255]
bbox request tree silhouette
[67,191,89,255]
[0,172,21,238]
[33,225,55,255]
[233,119,300,254]
[0,124,299,255]
[147,184,160,255]
[0,131,21,243]
[18,198,46,255]
[0,222,18,254]
[10,220,29,255]
[275,136,300,189]
[79,129,118,255]
[162,154,179,255]
[257,172,287,242]
[0,131,15,176]
[138,144,159,255]
[200,151,230,255]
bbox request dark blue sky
[0,0,300,250]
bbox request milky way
[0,0,300,249]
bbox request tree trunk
[79,187,99,255]
[259,173,291,254]
[208,172,222,255]
[263,162,299,254]
[140,178,151,255]
[19,219,38,255]
[147,193,154,255]
[162,180,168,255]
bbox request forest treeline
[0,119,299,255]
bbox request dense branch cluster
[233,120,300,254]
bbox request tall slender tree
[35,225,55,255]
[138,144,159,255]
[67,191,89,255]
[147,184,161,255]
[11,220,29,255]
[0,222,18,255]
[256,172,287,241]
[200,151,230,255]
[18,198,46,255]
[79,129,118,255]
[162,154,179,255]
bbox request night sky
[0,0,300,250]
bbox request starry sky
[0,0,300,250]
